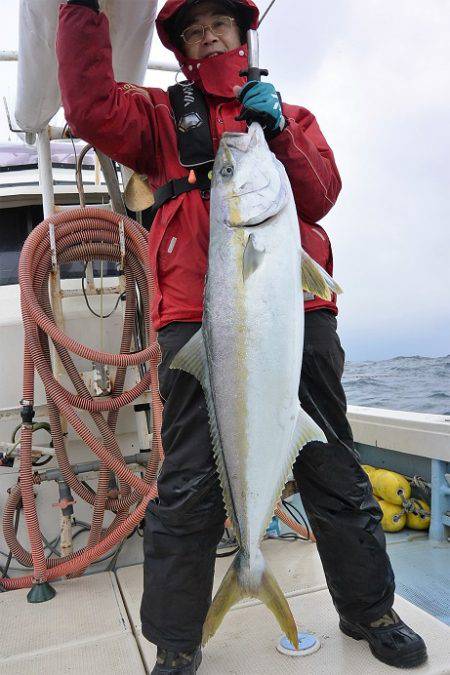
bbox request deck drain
[277,632,321,657]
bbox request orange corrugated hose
[1,208,163,590]
[275,506,315,543]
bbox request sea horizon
[342,354,450,416]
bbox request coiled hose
[1,208,163,590]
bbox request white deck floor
[1,539,449,674]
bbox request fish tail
[202,552,298,649]
[202,556,244,646]
[258,564,299,649]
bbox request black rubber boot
[151,647,202,674]
[339,609,427,668]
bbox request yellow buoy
[361,464,379,490]
[406,499,431,530]
[361,464,375,479]
[372,469,411,505]
[377,499,407,532]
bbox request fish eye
[220,164,234,178]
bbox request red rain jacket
[56,0,342,331]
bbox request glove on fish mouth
[236,81,287,138]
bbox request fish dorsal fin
[243,234,266,282]
[170,330,241,539]
[301,248,343,300]
[263,406,327,538]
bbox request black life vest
[143,82,215,228]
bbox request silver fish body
[205,125,305,561]
[171,123,338,646]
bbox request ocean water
[342,355,450,416]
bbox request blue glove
[236,81,287,138]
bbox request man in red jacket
[57,1,426,673]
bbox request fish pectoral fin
[202,553,298,649]
[169,328,207,386]
[243,234,266,282]
[301,248,343,300]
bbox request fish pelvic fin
[301,248,343,300]
[202,551,299,649]
[290,405,327,454]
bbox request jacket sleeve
[56,4,158,175]
[268,105,342,224]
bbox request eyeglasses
[181,16,236,45]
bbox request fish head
[212,123,288,228]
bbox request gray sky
[1,0,449,362]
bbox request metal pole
[38,452,151,483]
[0,50,19,61]
[245,30,268,83]
[145,60,179,73]
[95,150,127,215]
[429,459,450,542]
[36,127,72,558]
[0,50,178,72]
[247,30,261,80]
[36,129,55,218]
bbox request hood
[156,0,259,98]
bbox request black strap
[141,82,215,229]
[67,0,99,11]
[143,172,211,229]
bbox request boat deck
[1,538,449,674]
[387,533,450,626]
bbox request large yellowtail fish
[171,123,341,647]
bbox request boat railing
[348,405,450,542]
[0,50,179,73]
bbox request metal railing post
[429,459,450,542]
